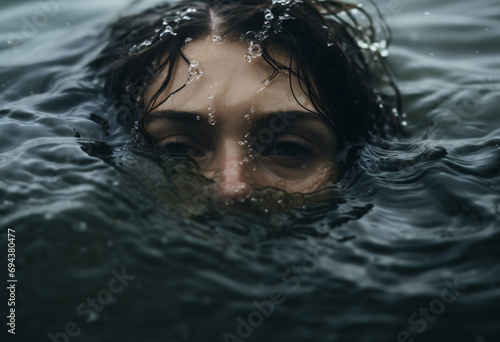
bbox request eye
[262,137,314,160]
[164,143,191,155]
[265,142,309,157]
[159,137,203,157]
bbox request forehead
[144,36,315,113]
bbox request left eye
[161,140,202,157]
[164,143,191,155]
[264,142,309,157]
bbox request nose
[215,154,253,200]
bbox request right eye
[159,137,203,157]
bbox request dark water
[1,0,499,341]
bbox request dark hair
[100,0,403,151]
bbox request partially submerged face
[143,36,337,199]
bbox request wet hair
[99,0,403,151]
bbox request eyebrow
[249,111,326,132]
[145,110,207,125]
[146,110,325,129]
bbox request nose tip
[216,158,253,200]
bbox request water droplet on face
[238,141,246,146]
[185,37,193,45]
[187,60,203,83]
[211,35,223,44]
[244,114,251,120]
[208,113,216,125]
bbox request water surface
[1,0,499,341]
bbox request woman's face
[143,36,337,199]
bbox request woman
[102,0,402,200]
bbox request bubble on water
[185,37,193,45]
[187,60,203,83]
[212,35,223,44]
[74,221,87,232]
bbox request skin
[143,36,337,199]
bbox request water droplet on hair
[249,43,262,58]
[264,79,271,86]
[264,9,274,21]
[327,35,334,47]
[196,115,201,121]
[185,37,193,45]
[238,141,246,146]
